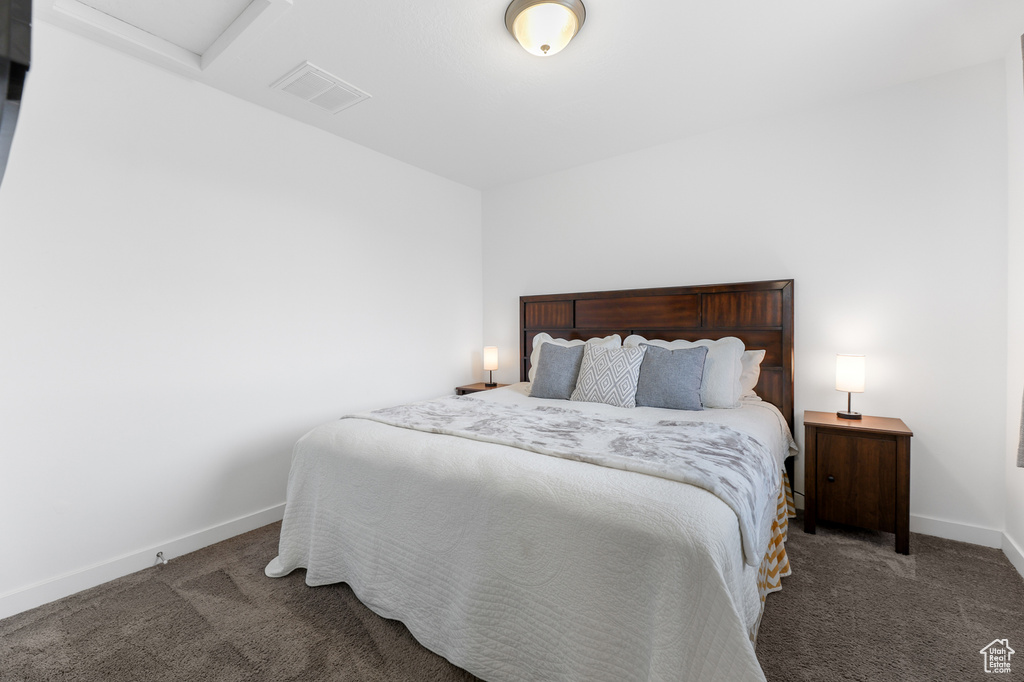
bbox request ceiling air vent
[272,62,371,114]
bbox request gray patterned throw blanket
[353,396,780,566]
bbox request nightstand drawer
[816,431,896,533]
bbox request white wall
[0,23,482,617]
[483,62,1009,546]
[1005,39,1024,575]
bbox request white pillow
[529,333,621,382]
[740,349,766,399]
[623,335,745,408]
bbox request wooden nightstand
[803,410,913,554]
[455,383,508,395]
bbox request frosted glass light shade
[483,346,499,371]
[505,0,586,57]
[835,354,866,393]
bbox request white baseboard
[1003,531,1024,579]
[0,503,285,621]
[812,512,1022,578]
[910,513,1004,548]
[910,515,1024,579]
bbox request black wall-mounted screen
[1,0,31,188]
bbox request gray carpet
[758,517,1024,681]
[1,516,1021,681]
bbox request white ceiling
[36,0,1024,189]
[76,0,252,55]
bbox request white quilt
[266,384,796,682]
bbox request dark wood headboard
[520,280,795,430]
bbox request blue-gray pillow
[529,343,586,400]
[634,344,708,410]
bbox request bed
[266,280,797,682]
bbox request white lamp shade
[509,2,582,56]
[835,354,865,393]
[483,346,499,371]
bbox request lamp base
[837,410,862,420]
[484,382,497,388]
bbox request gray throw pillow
[634,344,708,410]
[529,343,586,400]
[570,345,647,408]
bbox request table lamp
[835,354,865,420]
[484,346,498,387]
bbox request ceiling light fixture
[505,0,586,57]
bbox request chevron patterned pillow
[570,344,647,408]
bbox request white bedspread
[266,384,796,682]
